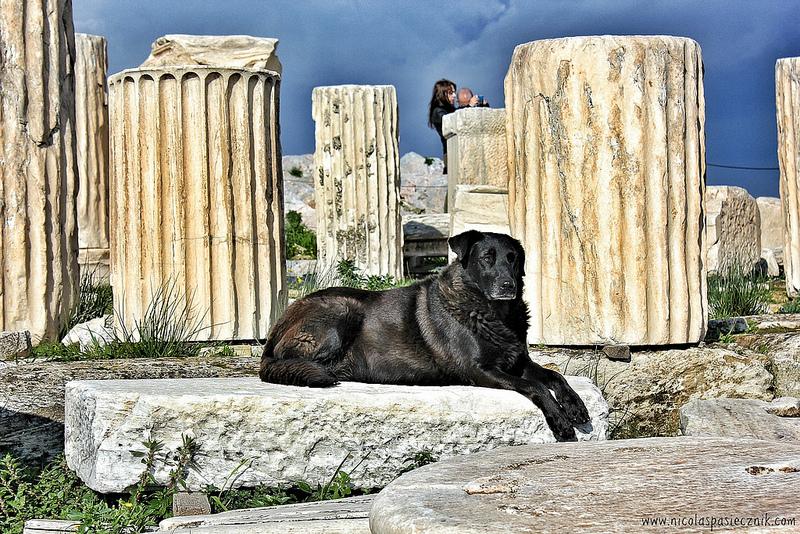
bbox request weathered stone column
[0,0,79,341]
[312,85,403,278]
[108,36,286,341]
[506,36,706,345]
[443,108,510,213]
[777,58,800,297]
[75,33,109,281]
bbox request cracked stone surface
[505,35,705,346]
[64,377,607,493]
[369,437,800,533]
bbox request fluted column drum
[108,67,286,340]
[0,0,79,340]
[505,36,706,345]
[312,85,403,278]
[777,58,800,297]
[75,33,110,280]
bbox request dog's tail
[259,357,338,387]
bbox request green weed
[707,265,771,319]
[779,299,800,314]
[285,211,317,260]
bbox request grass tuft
[707,264,771,319]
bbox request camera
[476,95,488,107]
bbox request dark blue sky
[74,0,800,198]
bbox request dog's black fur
[260,230,590,441]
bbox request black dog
[260,230,590,441]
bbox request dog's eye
[507,252,516,263]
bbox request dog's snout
[501,280,514,290]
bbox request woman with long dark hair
[427,79,456,173]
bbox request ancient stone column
[0,0,79,341]
[705,186,761,273]
[506,36,706,345]
[108,35,286,341]
[777,58,800,297]
[443,108,509,212]
[312,85,403,278]
[75,33,110,281]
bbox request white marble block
[108,36,286,340]
[449,185,510,261]
[312,85,403,278]
[777,57,800,297]
[75,33,110,281]
[705,186,761,273]
[505,36,707,345]
[443,108,509,212]
[0,0,79,340]
[64,377,608,493]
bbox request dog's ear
[512,236,526,279]
[448,230,484,266]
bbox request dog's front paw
[563,396,590,426]
[547,413,578,442]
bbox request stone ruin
[0,0,79,341]
[705,185,761,274]
[757,196,784,276]
[506,36,707,346]
[74,33,110,281]
[778,57,800,297]
[107,35,286,341]
[5,16,800,532]
[312,85,404,279]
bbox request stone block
[369,437,800,533]
[0,353,258,463]
[680,398,800,441]
[449,185,510,236]
[530,344,774,437]
[706,185,761,273]
[74,34,110,278]
[778,57,800,297]
[64,377,607,493]
[312,85,403,278]
[449,185,510,261]
[442,108,509,213]
[505,36,706,345]
[108,44,286,341]
[758,196,783,250]
[0,0,79,340]
[141,34,282,74]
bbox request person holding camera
[457,87,489,108]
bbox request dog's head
[448,230,525,301]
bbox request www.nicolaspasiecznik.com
[640,513,796,530]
